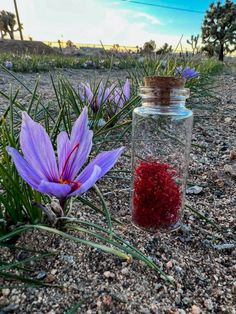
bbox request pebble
[36,271,47,280]
[186,185,203,195]
[61,255,75,264]
[229,150,236,160]
[213,243,235,251]
[191,305,201,314]
[103,271,115,279]
[140,307,151,314]
[121,267,129,275]
[175,295,181,305]
[0,304,19,313]
[51,269,57,275]
[175,265,185,275]
[224,163,236,177]
[224,117,232,123]
[166,260,173,269]
[1,289,10,296]
[44,274,56,283]
[182,297,190,305]
[204,299,213,310]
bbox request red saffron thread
[60,142,80,179]
[132,160,181,230]
[59,142,82,192]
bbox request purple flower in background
[4,60,13,70]
[110,79,131,113]
[80,82,111,113]
[176,66,199,79]
[7,107,124,208]
[83,60,96,69]
[80,79,131,114]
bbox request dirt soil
[0,39,58,55]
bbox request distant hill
[0,39,60,54]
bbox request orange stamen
[59,178,82,192]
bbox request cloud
[1,0,185,47]
[134,12,162,25]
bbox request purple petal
[6,147,42,189]
[70,107,88,146]
[20,112,59,181]
[59,107,93,181]
[103,86,111,103]
[68,130,93,181]
[57,131,70,175]
[74,147,124,182]
[97,82,104,107]
[69,165,101,196]
[84,84,93,104]
[114,88,122,105]
[38,180,71,198]
[123,79,131,100]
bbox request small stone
[186,185,203,195]
[229,150,236,160]
[62,255,75,264]
[224,117,231,123]
[102,295,112,306]
[2,288,11,296]
[44,274,56,283]
[166,260,173,269]
[232,282,236,294]
[192,305,201,314]
[183,297,190,305]
[51,269,57,275]
[175,265,184,275]
[154,283,162,291]
[0,304,19,313]
[213,243,235,251]
[224,163,236,177]
[36,271,47,280]
[204,299,213,310]
[178,310,186,314]
[121,267,129,275]
[175,295,181,305]
[103,271,115,279]
[140,307,150,314]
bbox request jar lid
[142,76,188,106]
[144,76,186,89]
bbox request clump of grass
[0,52,137,73]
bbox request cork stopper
[143,76,186,105]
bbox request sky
[0,0,232,48]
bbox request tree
[201,0,236,61]
[112,44,120,52]
[66,40,76,48]
[156,43,173,55]
[187,35,200,55]
[143,40,156,54]
[0,10,20,39]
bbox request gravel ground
[0,68,235,314]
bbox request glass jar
[130,76,193,233]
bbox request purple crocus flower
[4,60,13,70]
[80,82,111,113]
[7,107,124,207]
[110,79,131,113]
[176,66,199,79]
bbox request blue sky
[1,0,233,48]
